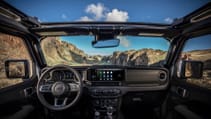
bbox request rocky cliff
[41,37,168,66]
[102,49,167,66]
[184,49,211,69]
[0,33,31,88]
[42,38,211,67]
[41,37,103,66]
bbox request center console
[90,88,121,119]
[86,67,168,119]
[87,68,124,119]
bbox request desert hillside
[41,38,211,67]
[185,49,211,69]
[41,37,167,66]
[41,37,103,66]
[102,49,167,66]
[0,33,32,88]
[182,49,211,89]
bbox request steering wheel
[36,65,83,111]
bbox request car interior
[0,1,211,119]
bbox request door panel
[170,79,211,119]
[0,32,36,119]
[0,2,38,118]
[168,35,211,119]
[167,3,211,118]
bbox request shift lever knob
[94,111,100,119]
[107,106,113,119]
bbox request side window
[178,34,211,89]
[0,32,32,89]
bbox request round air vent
[159,72,167,82]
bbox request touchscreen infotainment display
[88,69,125,81]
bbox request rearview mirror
[5,59,30,79]
[180,60,203,79]
[92,34,120,48]
[92,39,120,48]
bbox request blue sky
[6,0,210,23]
[184,35,211,52]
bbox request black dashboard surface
[42,66,169,91]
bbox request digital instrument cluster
[51,70,75,81]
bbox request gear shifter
[94,111,100,119]
[107,106,113,119]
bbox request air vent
[159,72,167,82]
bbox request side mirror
[5,59,30,79]
[180,60,203,79]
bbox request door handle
[176,87,188,98]
[24,87,35,97]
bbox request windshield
[41,36,169,66]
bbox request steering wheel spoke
[39,84,52,93]
[54,97,68,107]
[68,83,80,92]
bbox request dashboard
[85,67,168,89]
[42,66,169,90]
